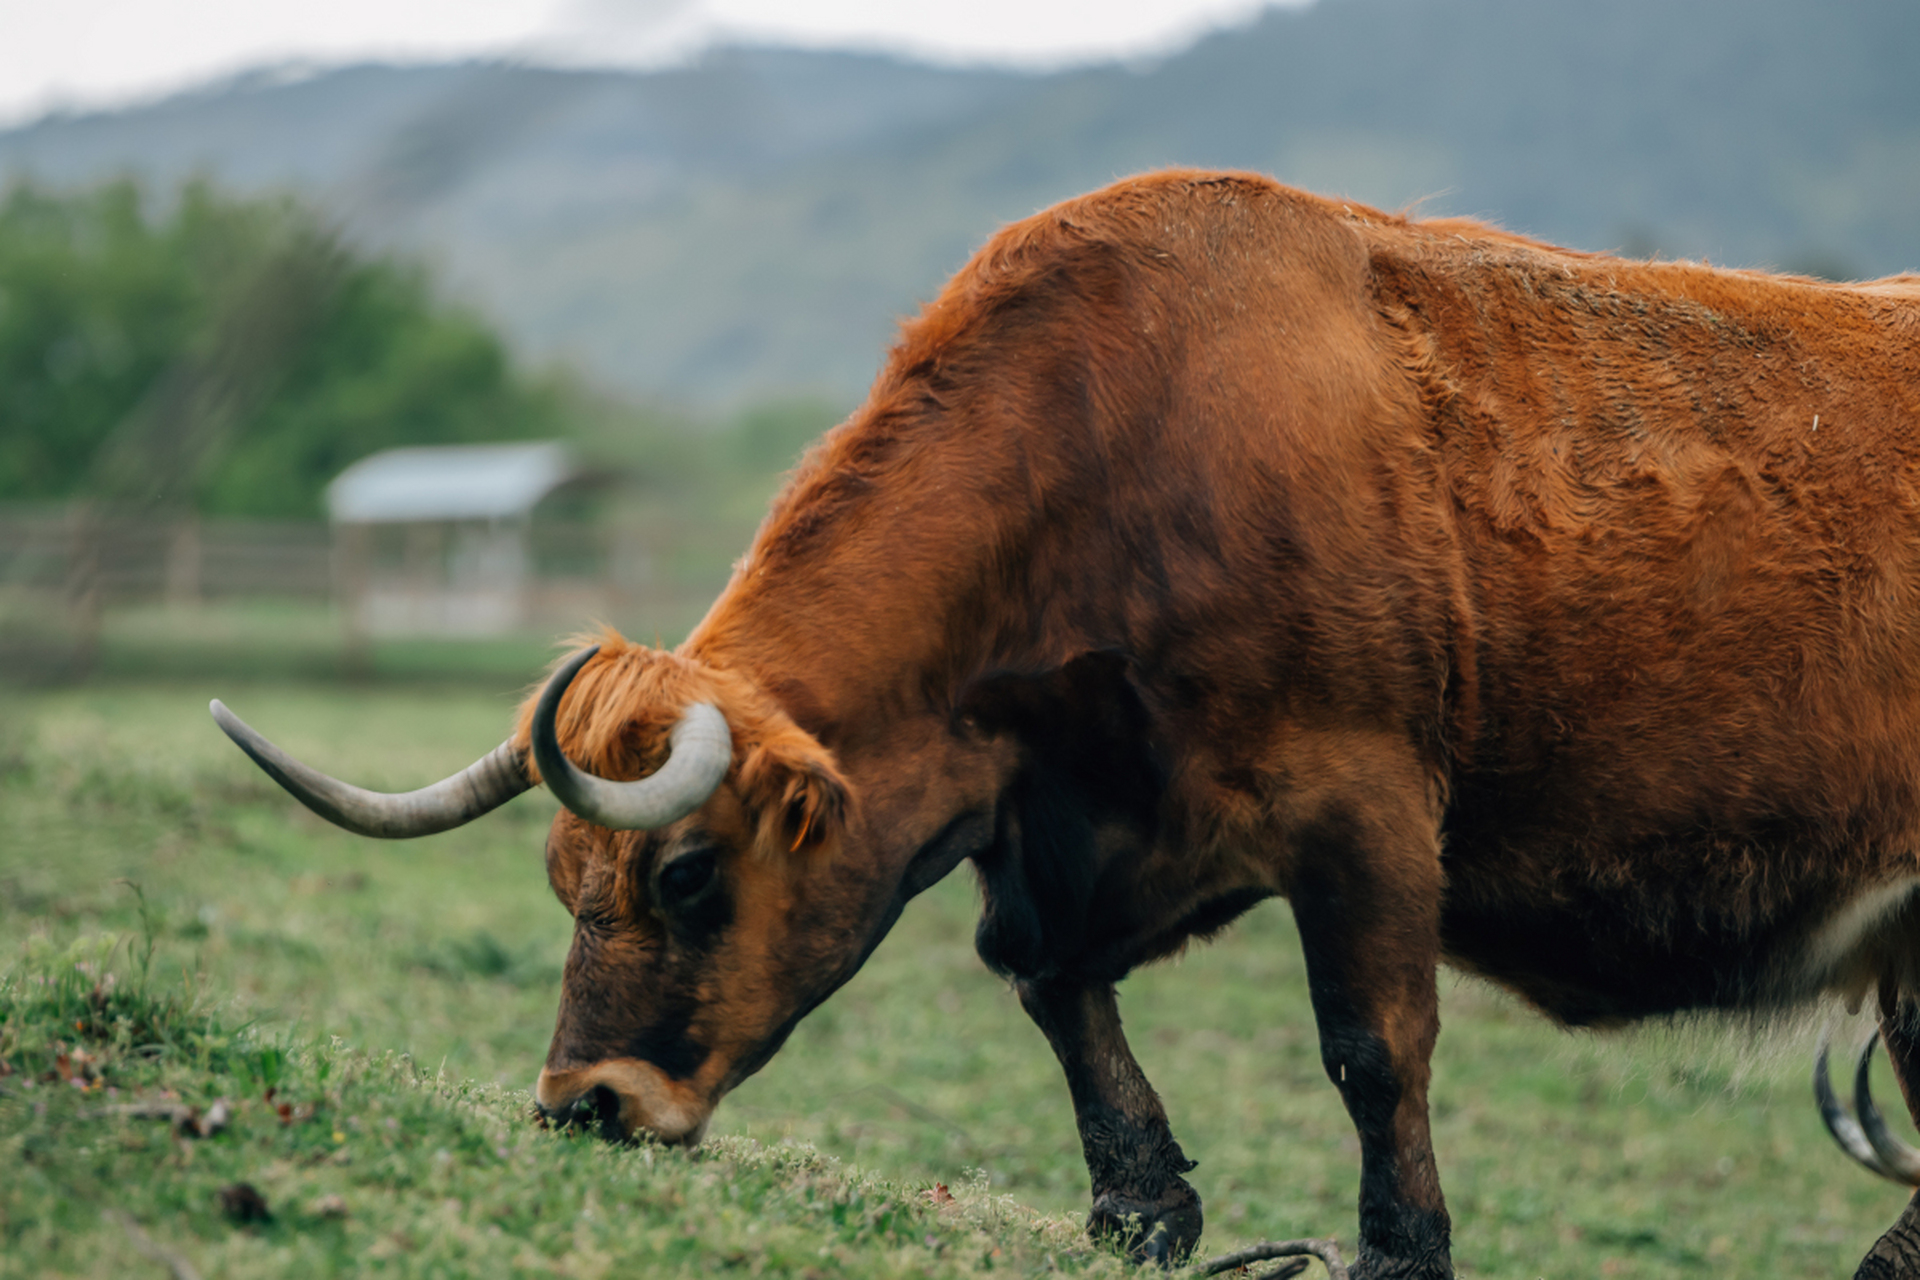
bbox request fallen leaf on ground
[307,1194,348,1219]
[53,1047,102,1088]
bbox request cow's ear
[956,650,1164,979]
[735,723,851,856]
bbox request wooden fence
[0,508,728,679]
[0,510,337,606]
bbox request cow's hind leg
[1016,977,1203,1265]
[1857,991,1920,1279]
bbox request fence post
[64,505,103,680]
[165,515,202,608]
[334,522,372,678]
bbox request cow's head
[514,638,857,1145]
[210,634,877,1146]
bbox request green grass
[0,947,1103,1280]
[1,678,1912,1276]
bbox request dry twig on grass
[106,1209,202,1280]
[96,1096,231,1138]
[1198,1236,1348,1279]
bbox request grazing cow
[214,171,1920,1279]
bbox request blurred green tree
[0,178,576,518]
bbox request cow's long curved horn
[531,645,732,830]
[1816,1031,1901,1181]
[1852,1030,1920,1185]
[210,701,531,839]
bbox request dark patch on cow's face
[553,830,741,1081]
[542,811,756,1084]
[546,821,712,1082]
[956,651,1165,980]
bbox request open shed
[328,441,591,637]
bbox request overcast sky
[0,0,1304,126]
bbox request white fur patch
[1795,875,1920,1008]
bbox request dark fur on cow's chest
[962,654,1166,981]
[957,652,1273,984]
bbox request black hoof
[1350,1243,1452,1280]
[1088,1180,1204,1266]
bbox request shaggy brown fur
[518,171,1920,1279]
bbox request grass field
[2,674,1913,1277]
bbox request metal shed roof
[326,442,580,523]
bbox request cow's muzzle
[535,1059,712,1147]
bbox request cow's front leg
[1290,813,1451,1280]
[1016,976,1203,1265]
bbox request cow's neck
[686,408,1110,742]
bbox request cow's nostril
[580,1084,622,1136]
[582,1084,619,1122]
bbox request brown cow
[214,171,1920,1279]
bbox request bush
[0,178,580,518]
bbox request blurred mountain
[3,0,1914,408]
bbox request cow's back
[1362,226,1920,1019]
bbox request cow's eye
[656,850,719,909]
